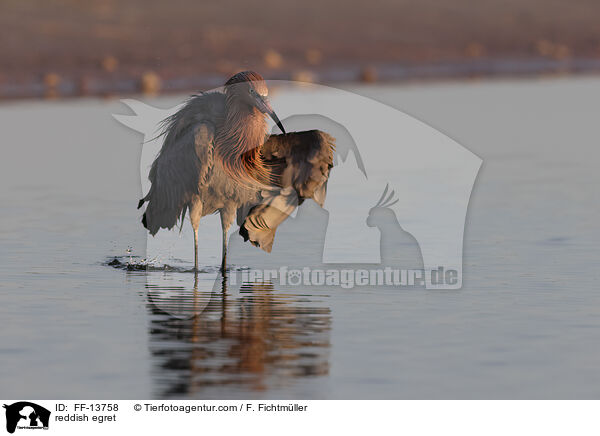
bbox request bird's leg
[220,225,228,275]
[189,199,202,274]
[219,209,234,275]
[193,227,199,273]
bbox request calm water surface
[1,77,599,398]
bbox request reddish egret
[137,71,334,273]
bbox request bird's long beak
[269,109,286,135]
[258,97,286,134]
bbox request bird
[137,71,335,273]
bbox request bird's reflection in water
[145,273,331,398]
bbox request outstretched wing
[262,129,335,205]
[240,130,335,252]
[139,122,214,235]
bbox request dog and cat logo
[3,402,50,433]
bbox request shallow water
[1,77,599,398]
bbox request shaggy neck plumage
[215,92,270,186]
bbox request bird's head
[224,71,286,134]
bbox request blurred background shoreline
[2,0,600,100]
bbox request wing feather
[261,129,335,202]
[141,122,214,235]
[239,130,335,251]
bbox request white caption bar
[1,400,598,435]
